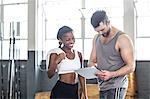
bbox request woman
[47,26,88,99]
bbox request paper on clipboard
[75,66,100,79]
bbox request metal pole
[7,21,16,99]
[15,22,21,99]
[7,22,12,99]
[17,22,21,99]
[0,22,4,99]
[0,0,5,97]
[9,21,16,99]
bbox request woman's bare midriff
[59,73,77,84]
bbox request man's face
[94,21,110,37]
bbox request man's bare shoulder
[118,33,132,43]
[117,33,134,49]
[93,33,99,41]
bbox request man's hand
[95,70,115,81]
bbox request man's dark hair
[91,10,108,28]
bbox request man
[88,10,135,99]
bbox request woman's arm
[78,52,88,99]
[47,53,65,78]
[78,75,88,99]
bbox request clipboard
[75,66,100,79]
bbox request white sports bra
[46,48,81,74]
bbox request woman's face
[61,32,75,49]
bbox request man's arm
[112,34,135,77]
[88,34,98,67]
[97,34,135,81]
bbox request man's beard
[101,28,111,37]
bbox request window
[40,0,82,58]
[0,2,28,59]
[3,0,27,4]
[39,0,124,60]
[135,0,150,60]
[84,0,124,59]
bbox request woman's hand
[80,92,88,99]
[82,95,88,99]
[55,53,66,64]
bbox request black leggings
[50,80,79,99]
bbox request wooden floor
[35,91,50,99]
[34,84,99,99]
[87,84,99,99]
[35,84,137,99]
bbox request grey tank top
[95,31,128,91]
